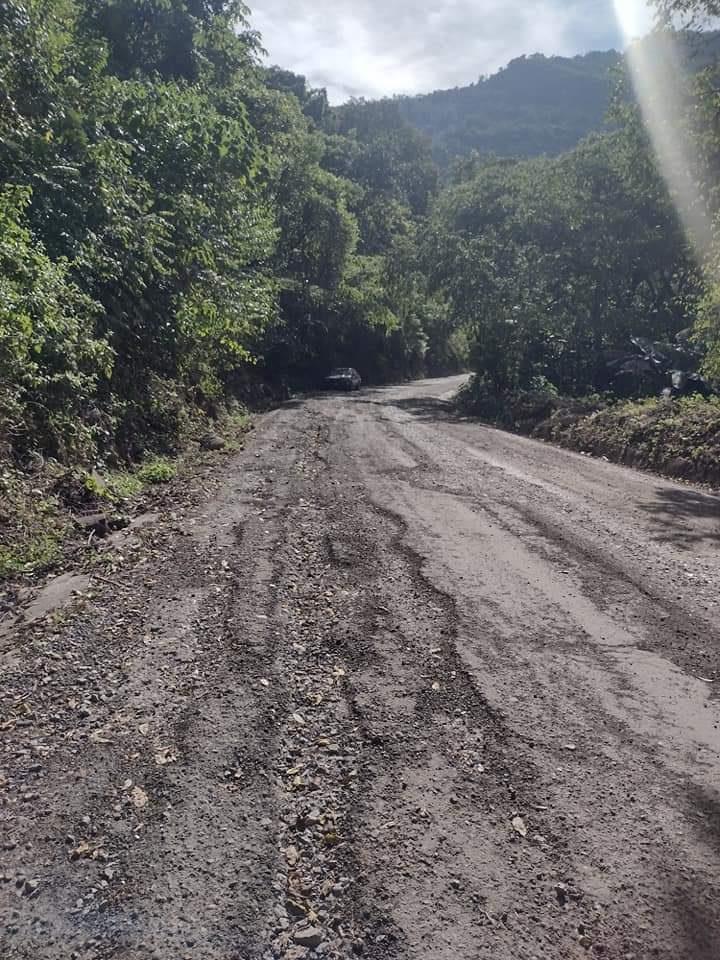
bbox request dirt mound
[537,395,720,485]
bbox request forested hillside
[3,0,720,578]
[418,6,720,481]
[382,31,720,167]
[395,51,621,165]
[418,34,720,407]
[0,0,462,474]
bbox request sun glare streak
[612,1,715,268]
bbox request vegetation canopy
[1,0,720,481]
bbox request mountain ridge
[331,32,720,166]
[393,49,621,164]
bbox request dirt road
[3,375,720,960]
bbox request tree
[0,186,112,459]
[426,119,699,397]
[653,0,720,20]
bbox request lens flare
[612,1,715,264]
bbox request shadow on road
[664,781,720,959]
[354,395,461,423]
[637,487,720,548]
[669,882,720,960]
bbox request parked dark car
[324,367,362,391]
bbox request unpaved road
[2,375,720,960]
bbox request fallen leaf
[70,840,93,860]
[284,845,300,866]
[89,730,112,744]
[259,678,270,687]
[22,878,41,897]
[291,713,305,725]
[286,897,307,918]
[131,786,149,808]
[512,815,528,838]
[138,723,150,736]
[431,681,441,691]
[70,839,107,861]
[154,747,177,766]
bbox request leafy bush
[137,458,176,484]
[0,186,112,462]
[0,533,64,579]
[0,0,453,480]
[456,374,563,428]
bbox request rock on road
[2,375,720,960]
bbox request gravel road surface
[2,375,720,960]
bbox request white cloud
[249,0,656,102]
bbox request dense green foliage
[0,0,460,467]
[422,23,720,408]
[424,108,702,398]
[642,5,720,377]
[3,0,720,487]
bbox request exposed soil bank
[457,380,720,487]
[535,395,720,485]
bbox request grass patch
[0,411,236,583]
[137,457,176,484]
[225,410,251,431]
[91,456,177,504]
[218,409,251,452]
[0,469,66,579]
[104,470,144,500]
[0,533,65,579]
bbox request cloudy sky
[249,0,656,103]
